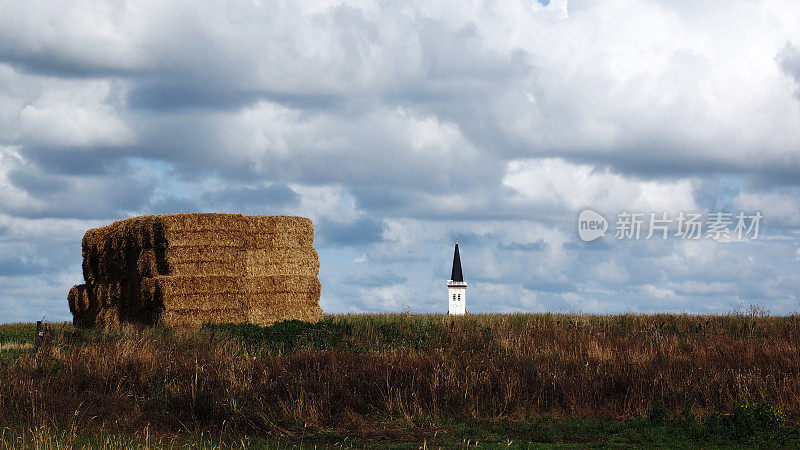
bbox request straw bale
[163,293,249,311]
[244,248,319,277]
[141,276,246,295]
[134,247,244,277]
[140,277,248,310]
[72,305,121,329]
[159,260,238,277]
[139,275,319,298]
[72,282,125,312]
[246,232,314,248]
[130,246,318,277]
[244,216,314,248]
[81,214,317,281]
[67,286,76,312]
[68,285,92,313]
[136,249,160,278]
[247,215,313,232]
[72,309,98,329]
[71,310,92,328]
[84,245,147,284]
[82,216,158,255]
[244,259,319,277]
[154,213,247,231]
[156,230,244,248]
[245,276,321,294]
[165,246,246,262]
[163,247,246,276]
[74,284,100,312]
[70,213,322,328]
[249,292,322,306]
[96,282,127,307]
[81,258,94,284]
[97,306,121,327]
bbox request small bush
[203,319,352,353]
[647,400,669,425]
[724,400,784,437]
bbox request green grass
[2,414,798,448]
[0,322,76,345]
[0,323,37,365]
[0,323,37,345]
[0,322,67,366]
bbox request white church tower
[447,240,467,315]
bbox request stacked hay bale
[68,214,322,328]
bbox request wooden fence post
[35,320,44,349]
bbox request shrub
[203,318,351,353]
[725,400,784,437]
[647,400,669,425]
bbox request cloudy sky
[1,0,799,323]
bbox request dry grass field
[0,312,798,447]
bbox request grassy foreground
[1,313,799,448]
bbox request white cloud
[0,0,146,74]
[735,189,800,228]
[503,158,698,213]
[589,259,630,285]
[640,284,675,300]
[18,81,133,147]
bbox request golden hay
[127,247,319,278]
[244,248,319,277]
[81,215,316,283]
[81,213,313,253]
[69,213,323,328]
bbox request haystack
[68,214,323,328]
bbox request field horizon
[1,311,798,447]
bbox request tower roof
[450,243,464,282]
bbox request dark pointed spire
[450,242,463,282]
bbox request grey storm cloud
[317,217,386,246]
[523,279,575,294]
[7,168,70,195]
[500,240,547,252]
[0,256,43,276]
[343,272,408,288]
[19,147,126,176]
[1,154,155,219]
[146,196,201,215]
[0,48,133,78]
[0,0,799,322]
[127,79,261,112]
[202,184,300,210]
[779,43,800,96]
